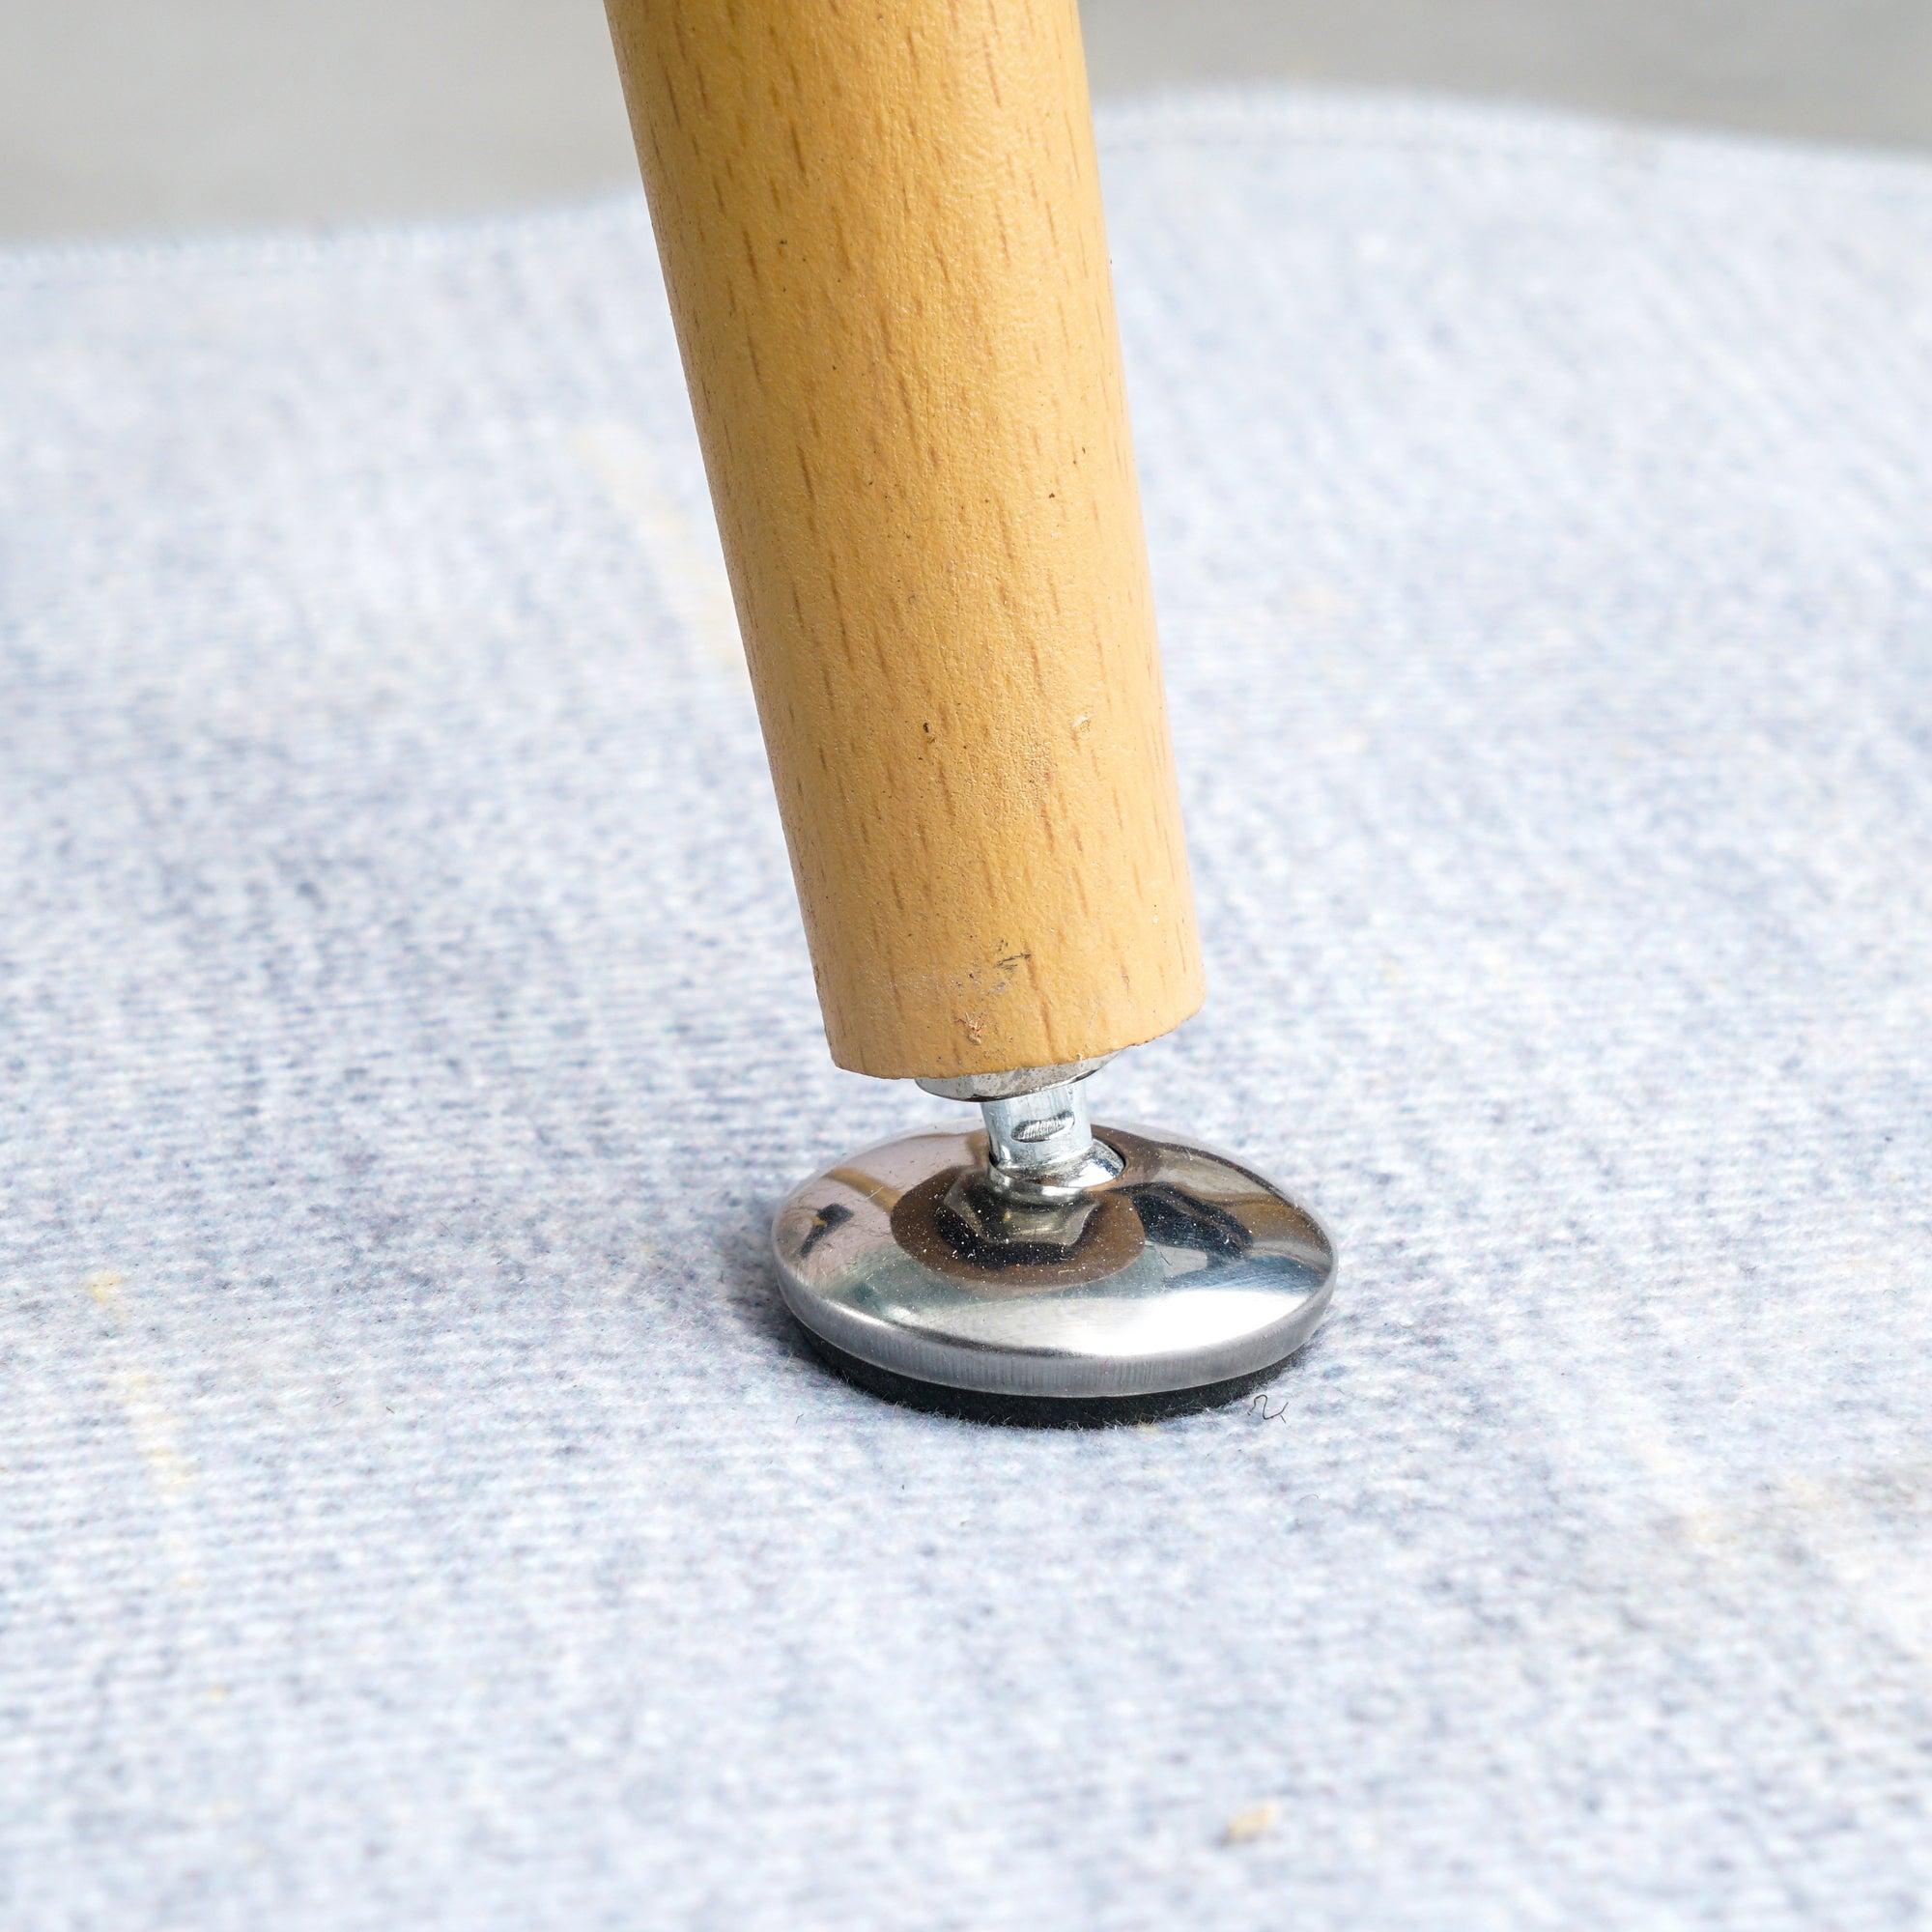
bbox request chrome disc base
[772,1122,1336,1422]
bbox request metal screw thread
[979,1078,1119,1183]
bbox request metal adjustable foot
[772,1060,1336,1424]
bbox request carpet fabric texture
[4,94,1930,1929]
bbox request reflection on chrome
[774,1122,1335,1402]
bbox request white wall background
[3,0,1928,241]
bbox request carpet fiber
[4,96,1929,1928]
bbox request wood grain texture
[605,0,1203,1078]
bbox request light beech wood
[606,0,1203,1078]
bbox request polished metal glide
[773,1063,1336,1421]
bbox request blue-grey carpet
[4,96,1929,1929]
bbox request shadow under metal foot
[799,1328,1304,1427]
[772,1121,1337,1426]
